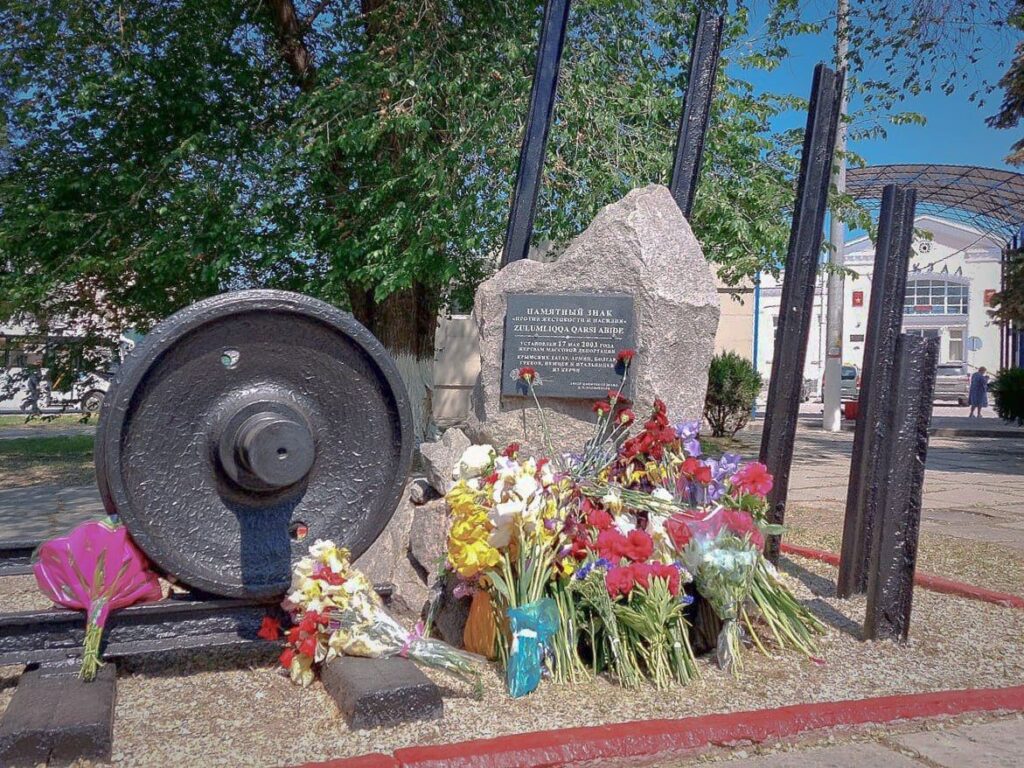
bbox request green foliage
[988,1,1024,164]
[0,0,800,340]
[0,0,1014,357]
[703,352,762,437]
[990,247,1024,326]
[991,367,1024,426]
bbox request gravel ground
[2,554,1023,767]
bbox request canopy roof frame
[845,164,1024,241]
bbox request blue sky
[734,8,1019,172]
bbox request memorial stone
[470,184,720,455]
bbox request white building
[756,215,1004,394]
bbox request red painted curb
[780,543,1024,610]
[299,685,1024,768]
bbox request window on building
[903,279,969,316]
[948,329,964,361]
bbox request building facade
[755,215,1004,395]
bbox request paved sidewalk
[737,422,1024,552]
[0,424,95,440]
[691,715,1023,767]
[0,483,104,541]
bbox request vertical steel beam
[760,63,845,564]
[669,11,724,219]
[863,334,939,642]
[837,185,917,597]
[500,0,571,267]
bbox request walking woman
[968,366,990,418]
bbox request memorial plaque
[501,293,635,399]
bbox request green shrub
[704,352,762,437]
[991,367,1024,426]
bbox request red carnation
[279,647,295,669]
[722,508,765,549]
[605,566,636,598]
[651,563,681,596]
[616,348,637,365]
[630,562,654,589]
[317,568,346,586]
[732,461,774,497]
[606,389,632,406]
[257,615,281,641]
[694,464,713,484]
[596,529,627,561]
[593,400,611,416]
[681,457,701,477]
[617,408,635,427]
[621,529,653,562]
[298,634,317,658]
[286,626,301,644]
[501,443,520,458]
[586,506,614,531]
[299,610,323,633]
[518,366,537,383]
[665,514,694,551]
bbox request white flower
[308,539,335,559]
[647,512,669,540]
[513,473,539,501]
[651,488,674,503]
[457,444,496,480]
[602,489,623,514]
[538,463,555,487]
[613,512,637,536]
[488,499,522,548]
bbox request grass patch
[701,433,758,457]
[0,434,96,489]
[0,414,96,428]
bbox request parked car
[933,362,970,405]
[821,364,860,402]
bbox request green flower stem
[527,381,557,460]
[79,617,104,682]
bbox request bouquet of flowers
[439,348,825,694]
[33,518,163,680]
[275,539,480,687]
[566,495,698,689]
[445,443,588,691]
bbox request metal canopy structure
[846,164,1024,240]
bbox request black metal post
[760,63,845,564]
[863,334,939,642]
[837,184,917,597]
[669,11,724,219]
[500,0,571,267]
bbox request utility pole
[823,0,849,431]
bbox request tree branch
[263,0,316,91]
[300,0,333,32]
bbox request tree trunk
[349,282,438,443]
[264,0,440,442]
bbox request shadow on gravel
[780,557,862,640]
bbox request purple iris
[699,452,742,503]
[675,420,702,457]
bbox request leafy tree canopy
[0,0,1014,358]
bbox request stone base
[0,662,117,767]
[320,656,442,730]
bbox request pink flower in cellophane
[33,518,162,680]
